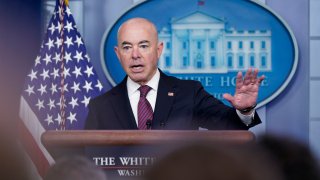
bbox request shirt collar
[127,69,160,96]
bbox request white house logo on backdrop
[158,11,272,74]
[101,0,298,107]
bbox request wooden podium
[42,130,255,160]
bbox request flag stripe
[19,97,54,165]
[18,117,50,177]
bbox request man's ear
[157,42,164,59]
[114,46,121,62]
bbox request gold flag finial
[64,0,69,6]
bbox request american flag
[19,0,104,177]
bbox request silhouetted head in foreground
[44,156,107,180]
[144,143,284,180]
[258,135,320,180]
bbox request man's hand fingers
[253,68,259,78]
[236,71,243,90]
[257,75,265,85]
[223,93,234,104]
[243,68,252,85]
[252,68,259,83]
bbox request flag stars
[84,65,94,78]
[85,54,91,62]
[35,99,45,110]
[25,85,35,96]
[40,69,50,80]
[28,70,37,81]
[67,112,77,124]
[35,56,41,66]
[45,38,55,50]
[95,80,103,92]
[22,3,105,130]
[72,66,82,78]
[55,114,62,125]
[53,10,57,20]
[64,52,72,63]
[65,6,72,17]
[69,97,79,109]
[59,83,69,93]
[64,36,73,48]
[83,81,93,93]
[37,84,47,95]
[50,68,60,80]
[53,52,61,64]
[50,83,58,95]
[73,51,84,62]
[71,82,81,94]
[64,21,74,33]
[47,99,56,110]
[44,114,54,126]
[55,21,62,33]
[43,53,52,65]
[57,6,63,17]
[81,96,91,107]
[48,23,56,34]
[55,37,63,49]
[75,36,83,47]
[56,98,67,109]
[63,67,71,78]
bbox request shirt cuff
[236,109,255,126]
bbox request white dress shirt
[126,69,254,126]
[127,70,160,125]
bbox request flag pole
[59,0,66,130]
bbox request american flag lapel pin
[168,92,174,96]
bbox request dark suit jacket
[85,71,261,130]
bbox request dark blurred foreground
[143,135,320,180]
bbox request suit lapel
[153,71,176,128]
[110,78,138,129]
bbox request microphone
[146,120,152,129]
[160,121,165,127]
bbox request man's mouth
[130,64,144,72]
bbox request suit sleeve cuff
[236,109,255,126]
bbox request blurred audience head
[144,142,284,180]
[0,132,34,180]
[258,135,320,180]
[44,155,107,180]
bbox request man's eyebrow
[120,40,150,46]
[138,40,150,44]
[121,41,132,46]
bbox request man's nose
[132,46,141,59]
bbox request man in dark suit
[85,18,265,130]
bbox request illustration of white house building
[158,12,272,73]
